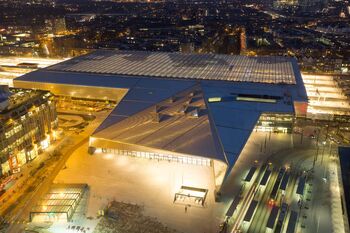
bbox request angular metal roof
[46,50,296,84]
[93,86,227,162]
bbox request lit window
[208,97,222,103]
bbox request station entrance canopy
[30,184,87,223]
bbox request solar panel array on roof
[46,50,296,84]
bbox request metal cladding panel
[94,115,127,133]
[91,85,227,162]
[208,105,260,130]
[123,87,183,103]
[13,80,127,102]
[161,119,226,161]
[15,70,140,89]
[256,102,294,113]
[110,101,154,117]
[205,102,260,168]
[216,126,253,158]
[207,96,293,114]
[94,81,196,137]
[205,102,230,164]
[93,101,155,135]
[134,78,196,90]
[132,118,209,148]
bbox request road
[0,137,72,215]
[2,109,113,233]
[5,136,89,233]
[0,105,114,233]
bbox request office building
[0,85,57,177]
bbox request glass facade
[99,147,212,167]
[255,113,294,133]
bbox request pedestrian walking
[185,205,188,213]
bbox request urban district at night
[0,0,349,233]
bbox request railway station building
[14,50,308,192]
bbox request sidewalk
[0,133,74,214]
[329,156,348,233]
